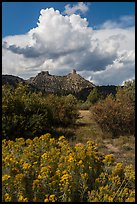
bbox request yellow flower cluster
[2,174,11,182]
[22,163,31,170]
[44,194,57,202]
[103,154,114,165]
[4,193,11,202]
[88,161,135,202]
[60,173,72,184]
[41,152,49,160]
[32,179,39,189]
[18,194,28,202]
[2,133,135,202]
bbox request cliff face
[26,70,95,96]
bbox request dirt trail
[79,110,92,121]
[78,110,120,152]
[75,110,135,168]
[78,110,119,153]
[75,110,104,143]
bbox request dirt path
[73,110,135,168]
[75,110,104,144]
[78,110,92,122]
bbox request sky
[2,2,135,85]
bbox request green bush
[87,87,101,105]
[44,94,79,127]
[2,84,49,139]
[2,84,79,140]
[77,100,91,110]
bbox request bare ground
[69,110,135,168]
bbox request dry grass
[69,110,135,169]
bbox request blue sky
[2,2,135,85]
[2,2,135,37]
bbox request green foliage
[86,85,117,106]
[77,100,91,110]
[2,134,135,202]
[117,80,135,108]
[87,87,100,105]
[2,84,79,140]
[44,94,79,127]
[92,80,135,137]
[2,84,49,139]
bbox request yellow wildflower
[15,138,25,143]
[39,134,51,142]
[60,173,72,183]
[38,174,42,179]
[78,160,83,165]
[103,194,109,201]
[58,136,65,141]
[81,173,88,181]
[25,138,32,144]
[124,165,135,181]
[125,197,135,202]
[14,173,24,182]
[41,166,48,172]
[4,193,11,202]
[44,198,49,202]
[112,163,123,175]
[5,155,11,162]
[50,138,55,144]
[2,174,11,182]
[89,166,92,170]
[11,167,20,174]
[32,179,39,189]
[62,170,68,174]
[103,154,114,164]
[18,194,28,202]
[49,194,57,202]
[68,155,74,162]
[22,163,31,170]
[41,152,48,159]
[56,169,61,176]
[33,137,38,142]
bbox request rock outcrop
[2,70,95,99]
[26,70,95,97]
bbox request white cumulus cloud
[82,50,135,86]
[2,6,135,85]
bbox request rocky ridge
[2,70,95,99]
[26,69,95,95]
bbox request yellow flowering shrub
[2,134,135,202]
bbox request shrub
[2,134,135,202]
[77,100,91,110]
[2,84,49,139]
[2,84,79,140]
[87,87,101,105]
[44,94,79,127]
[92,80,135,137]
